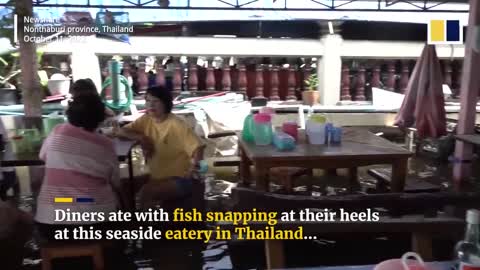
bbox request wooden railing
[340,59,464,101]
[122,60,316,101]
[120,57,464,103]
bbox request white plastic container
[47,73,71,96]
[307,130,327,145]
[306,120,326,145]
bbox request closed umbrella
[394,44,447,139]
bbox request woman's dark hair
[66,94,106,131]
[71,79,98,97]
[146,86,173,114]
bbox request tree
[15,0,42,116]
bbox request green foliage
[304,73,318,91]
[0,3,14,46]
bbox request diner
[114,86,205,208]
[66,78,116,119]
[35,94,129,239]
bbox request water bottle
[455,209,480,270]
[331,127,342,145]
[273,132,296,151]
[242,114,255,143]
[324,123,334,145]
[253,113,273,145]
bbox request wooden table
[455,134,480,146]
[0,137,136,166]
[0,137,138,207]
[0,117,137,205]
[238,127,412,192]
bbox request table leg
[254,164,270,191]
[265,240,285,270]
[128,150,135,208]
[348,167,360,193]
[411,232,433,261]
[391,159,407,192]
[239,147,251,187]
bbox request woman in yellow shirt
[116,86,205,208]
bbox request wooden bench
[41,242,104,270]
[225,187,480,269]
[367,168,441,193]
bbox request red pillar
[354,65,366,101]
[270,66,280,101]
[340,65,351,101]
[206,66,215,91]
[173,62,182,91]
[370,63,381,89]
[453,0,480,187]
[155,65,165,87]
[222,65,232,91]
[386,61,396,91]
[237,63,247,95]
[255,65,264,97]
[399,61,410,94]
[188,63,198,91]
[286,66,296,100]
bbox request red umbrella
[394,44,447,139]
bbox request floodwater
[15,138,480,270]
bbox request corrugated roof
[18,0,468,24]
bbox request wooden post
[173,62,182,91]
[270,65,280,101]
[188,63,198,91]
[399,60,410,94]
[237,63,247,95]
[371,63,381,88]
[255,65,264,97]
[354,65,366,101]
[386,61,396,91]
[340,65,351,101]
[453,0,480,187]
[286,66,296,100]
[206,65,216,91]
[222,65,232,91]
[16,0,42,116]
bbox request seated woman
[35,94,130,239]
[115,86,205,208]
[66,78,116,118]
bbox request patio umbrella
[394,44,447,139]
